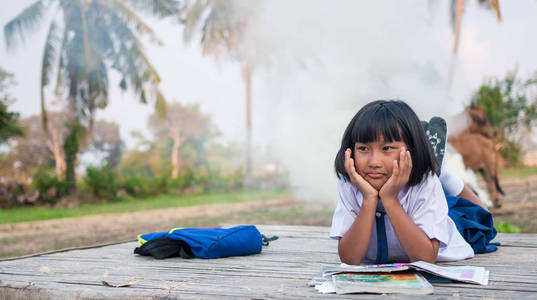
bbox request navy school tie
[375,210,388,264]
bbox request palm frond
[155,90,168,120]
[118,27,161,85]
[40,20,62,132]
[111,38,152,104]
[113,0,164,45]
[79,3,94,70]
[182,0,209,43]
[489,0,501,21]
[83,62,109,141]
[124,0,181,18]
[87,61,109,109]
[3,0,47,50]
[54,26,68,96]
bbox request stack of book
[309,261,489,295]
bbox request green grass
[500,166,537,179]
[495,222,521,233]
[0,190,291,224]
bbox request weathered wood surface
[0,225,536,299]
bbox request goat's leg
[480,169,502,208]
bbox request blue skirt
[446,195,499,254]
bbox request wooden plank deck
[0,225,536,299]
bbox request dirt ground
[1,175,536,259]
[490,175,537,232]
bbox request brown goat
[449,104,504,208]
[466,102,494,138]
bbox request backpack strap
[262,234,279,246]
[134,238,195,259]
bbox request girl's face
[354,136,408,191]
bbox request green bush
[206,167,244,191]
[171,167,195,190]
[495,222,521,233]
[146,174,170,196]
[118,173,169,198]
[159,167,245,195]
[119,174,145,197]
[116,167,246,199]
[473,71,537,165]
[30,167,67,204]
[83,165,118,201]
[500,140,522,167]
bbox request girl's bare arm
[379,148,438,263]
[338,198,377,265]
[382,200,439,263]
[338,148,380,265]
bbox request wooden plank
[494,233,537,247]
[1,226,536,299]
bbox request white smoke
[243,0,459,202]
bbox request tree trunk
[64,74,79,197]
[64,126,78,195]
[452,0,465,55]
[171,135,183,179]
[46,128,66,178]
[447,0,465,89]
[244,62,253,187]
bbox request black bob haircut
[334,100,439,186]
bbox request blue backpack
[134,225,277,259]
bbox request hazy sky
[1,0,537,201]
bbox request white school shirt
[439,164,465,196]
[329,172,474,262]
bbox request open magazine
[310,261,489,294]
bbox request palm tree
[4,0,179,196]
[181,0,257,186]
[451,0,501,55]
[447,0,501,88]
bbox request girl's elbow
[409,250,438,263]
[339,253,363,265]
[413,255,436,264]
[338,245,364,265]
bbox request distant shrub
[31,167,67,204]
[0,180,34,208]
[206,167,244,191]
[160,166,245,195]
[495,222,521,233]
[500,140,523,167]
[170,167,195,190]
[118,174,144,197]
[116,166,248,199]
[147,174,170,196]
[118,173,169,198]
[83,165,118,201]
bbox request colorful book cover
[332,271,434,295]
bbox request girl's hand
[344,148,378,201]
[379,147,412,203]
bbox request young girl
[330,100,474,265]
